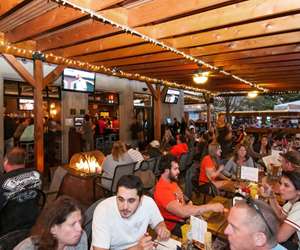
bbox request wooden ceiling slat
[37,20,118,51]
[75,43,164,62]
[231,65,300,74]
[127,0,234,27]
[5,0,126,43]
[166,14,300,49]
[214,52,300,67]
[0,0,57,32]
[97,52,182,67]
[151,0,300,39]
[0,0,26,17]
[226,61,300,71]
[189,31,300,57]
[52,33,144,57]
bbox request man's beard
[168,172,178,182]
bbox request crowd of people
[1,113,300,250]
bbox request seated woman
[101,140,134,190]
[14,196,87,250]
[261,171,300,250]
[223,143,255,179]
[199,142,230,190]
[253,135,272,158]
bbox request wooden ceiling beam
[5,0,125,43]
[205,44,300,64]
[150,0,300,39]
[118,59,191,71]
[2,53,35,86]
[52,33,145,57]
[189,31,300,57]
[0,0,26,17]
[214,52,300,67]
[75,43,164,62]
[225,60,300,71]
[43,65,66,87]
[231,65,300,74]
[165,14,300,49]
[127,0,233,27]
[37,20,119,51]
[124,64,198,73]
[97,52,182,67]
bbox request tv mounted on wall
[62,68,95,93]
[164,88,180,104]
[18,98,34,111]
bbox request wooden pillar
[204,93,212,130]
[154,85,161,140]
[33,57,44,173]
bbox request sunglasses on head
[234,193,274,236]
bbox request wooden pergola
[1,0,300,172]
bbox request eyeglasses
[234,193,274,236]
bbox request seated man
[0,147,42,235]
[92,175,170,250]
[279,150,300,172]
[225,199,286,250]
[154,154,224,237]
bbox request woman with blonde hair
[101,140,134,190]
[199,142,230,189]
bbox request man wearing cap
[147,140,162,158]
[280,151,300,172]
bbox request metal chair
[0,188,45,236]
[95,162,137,195]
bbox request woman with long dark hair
[261,171,300,249]
[223,143,255,179]
[14,196,87,250]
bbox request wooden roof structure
[1,0,300,94]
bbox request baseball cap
[280,150,300,166]
[150,140,160,148]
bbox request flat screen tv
[18,98,34,110]
[62,68,95,93]
[74,117,84,127]
[164,88,180,104]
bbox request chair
[0,229,30,250]
[95,162,137,195]
[153,156,162,177]
[179,152,189,172]
[138,157,157,171]
[0,188,45,236]
[83,198,104,249]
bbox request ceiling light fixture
[247,91,258,98]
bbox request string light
[0,41,213,94]
[54,0,268,92]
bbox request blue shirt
[271,244,287,250]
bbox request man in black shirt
[0,147,42,235]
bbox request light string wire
[54,0,268,92]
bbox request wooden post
[204,93,212,131]
[154,85,161,140]
[33,55,44,173]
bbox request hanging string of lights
[0,40,213,94]
[54,0,268,92]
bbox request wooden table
[201,196,230,239]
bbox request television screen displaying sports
[18,98,34,110]
[164,89,180,104]
[62,68,95,93]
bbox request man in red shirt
[154,154,225,237]
[169,135,188,159]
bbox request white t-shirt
[92,195,163,249]
[282,201,300,247]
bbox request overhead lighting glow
[247,91,258,98]
[193,71,210,84]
